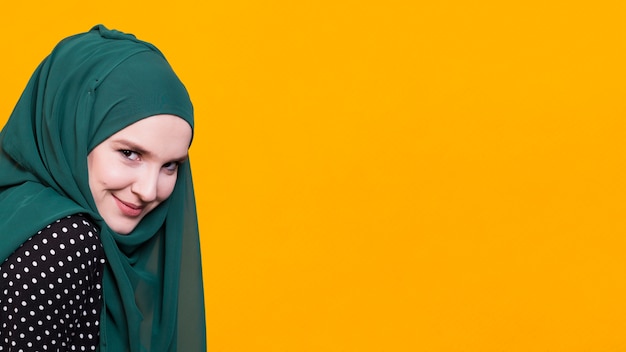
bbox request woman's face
[87,114,192,234]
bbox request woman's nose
[130,167,159,203]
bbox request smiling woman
[0,25,205,351]
[88,114,192,235]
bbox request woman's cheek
[157,175,178,201]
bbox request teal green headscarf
[0,25,206,351]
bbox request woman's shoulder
[37,213,100,239]
[2,213,104,275]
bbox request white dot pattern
[0,214,105,351]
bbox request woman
[0,25,206,351]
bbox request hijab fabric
[0,25,206,351]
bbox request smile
[113,195,143,217]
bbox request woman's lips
[113,196,143,217]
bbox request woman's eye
[163,162,179,173]
[120,150,140,161]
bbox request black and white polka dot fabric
[0,214,105,351]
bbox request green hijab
[0,25,206,351]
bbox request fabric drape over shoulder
[0,25,206,351]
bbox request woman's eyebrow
[113,139,150,156]
[172,154,190,163]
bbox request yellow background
[1,1,626,351]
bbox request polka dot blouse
[0,214,106,351]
